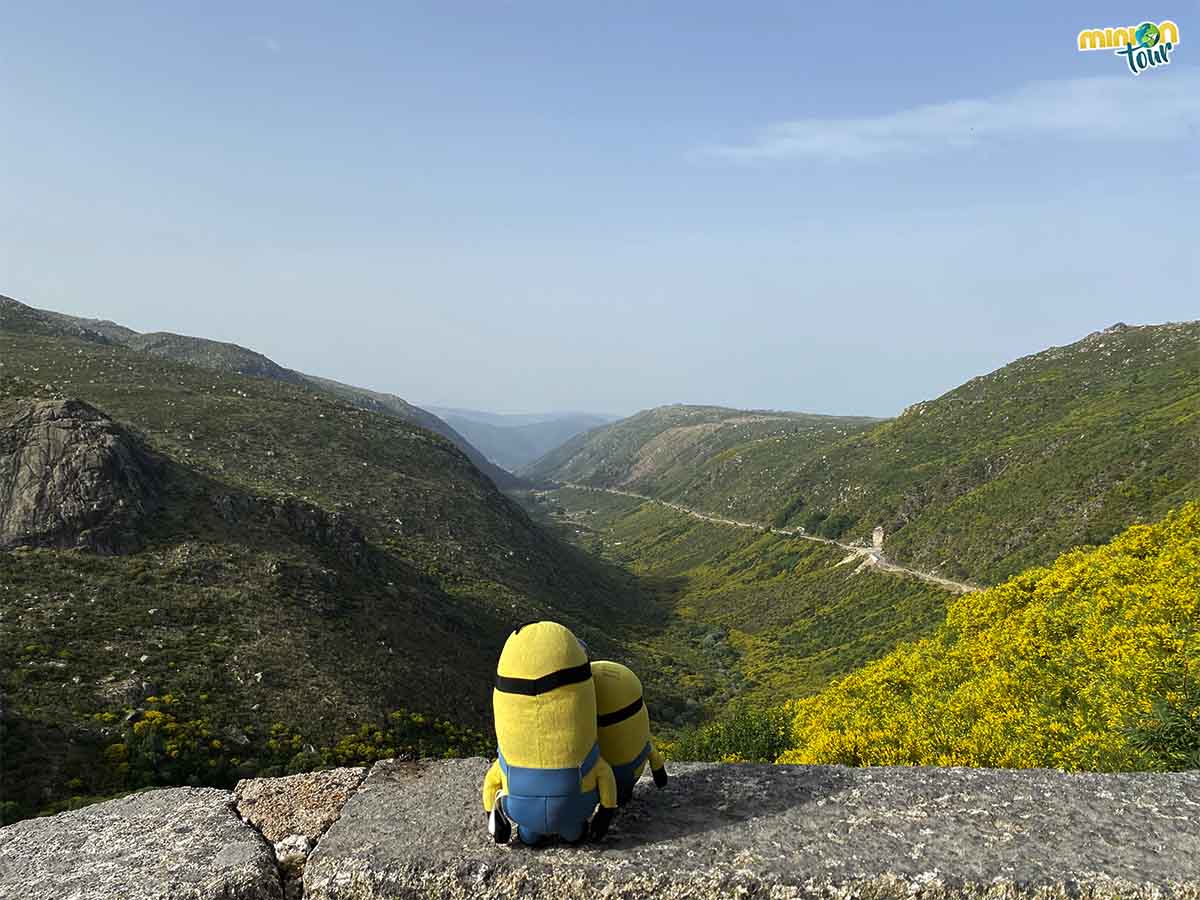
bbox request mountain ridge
[528,321,1200,583]
[0,295,519,489]
[524,403,881,487]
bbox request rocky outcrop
[0,399,159,553]
[2,761,1198,900]
[0,787,280,900]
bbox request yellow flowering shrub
[778,502,1200,771]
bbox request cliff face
[1,761,1197,900]
[0,399,159,553]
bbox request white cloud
[704,69,1200,162]
[256,36,282,54]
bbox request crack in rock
[233,767,368,900]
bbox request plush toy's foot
[589,806,615,841]
[652,765,668,788]
[560,822,589,845]
[517,826,550,847]
[488,796,511,844]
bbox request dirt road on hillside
[558,483,981,595]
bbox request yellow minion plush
[592,660,667,805]
[482,621,618,845]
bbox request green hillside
[528,486,949,711]
[778,500,1200,772]
[524,404,878,491]
[0,296,122,343]
[300,375,519,487]
[125,332,308,385]
[0,295,518,489]
[530,323,1200,584]
[0,324,706,822]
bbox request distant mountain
[524,404,880,493]
[0,295,518,489]
[427,408,618,471]
[429,407,618,428]
[530,322,1200,583]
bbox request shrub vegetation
[777,502,1199,771]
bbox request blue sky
[2,2,1197,417]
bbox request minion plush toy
[482,621,618,845]
[592,660,668,805]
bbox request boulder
[305,758,1200,899]
[0,398,159,552]
[0,787,280,900]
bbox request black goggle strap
[597,695,644,727]
[495,662,592,696]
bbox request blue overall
[611,741,652,806]
[497,743,602,844]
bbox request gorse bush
[776,502,1200,771]
[1125,672,1200,771]
[669,705,793,763]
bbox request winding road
[556,483,981,595]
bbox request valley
[5,11,1199,895]
[555,482,981,594]
[429,407,618,472]
[3,294,1198,824]
[513,320,1199,761]
[519,486,955,711]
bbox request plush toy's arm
[595,757,618,810]
[482,759,504,812]
[648,744,666,771]
[649,742,668,788]
[588,758,619,840]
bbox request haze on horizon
[3,3,1197,420]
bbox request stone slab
[305,758,1200,899]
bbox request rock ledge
[308,759,1200,900]
[2,761,1198,900]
